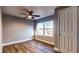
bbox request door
[59,10,67,52]
[67,8,73,53]
[59,7,76,53]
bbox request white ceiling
[2,6,57,20]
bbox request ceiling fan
[18,7,40,20]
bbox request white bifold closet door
[59,7,77,53]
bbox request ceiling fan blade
[23,17,28,19]
[32,17,35,19]
[32,15,40,17]
[20,13,27,15]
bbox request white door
[59,10,67,52]
[59,7,76,53]
[68,7,77,53]
[67,8,73,53]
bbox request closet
[54,7,79,53]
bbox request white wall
[0,7,2,52]
[2,14,34,45]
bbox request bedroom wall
[0,7,2,52]
[2,14,34,44]
[34,15,56,45]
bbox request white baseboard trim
[54,47,60,52]
[34,38,54,46]
[2,38,32,46]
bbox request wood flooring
[2,40,56,53]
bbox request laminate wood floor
[2,40,56,53]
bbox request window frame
[36,20,54,37]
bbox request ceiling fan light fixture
[27,15,32,19]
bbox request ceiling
[2,6,57,20]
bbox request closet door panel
[68,7,77,52]
[58,7,77,53]
[68,9,73,52]
[64,10,69,52]
[59,7,76,52]
[72,7,77,52]
[59,11,66,52]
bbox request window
[36,22,43,35]
[44,20,53,37]
[36,20,54,37]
